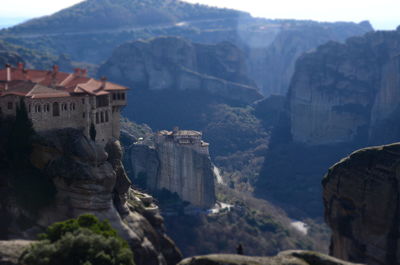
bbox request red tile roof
[0,66,128,99]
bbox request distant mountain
[5,0,247,34]
[1,0,373,96]
[0,17,29,30]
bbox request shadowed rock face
[323,143,400,265]
[177,251,363,265]
[98,36,262,105]
[3,128,182,265]
[288,28,400,146]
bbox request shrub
[20,214,135,265]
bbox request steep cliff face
[288,27,400,146]
[98,36,261,104]
[128,130,216,209]
[323,143,400,265]
[251,21,372,96]
[0,128,182,265]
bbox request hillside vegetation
[5,0,246,34]
[164,185,329,257]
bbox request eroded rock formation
[288,27,400,146]
[323,143,400,265]
[1,128,182,265]
[98,36,262,104]
[129,129,216,209]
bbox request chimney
[100,76,107,88]
[5,64,11,82]
[52,64,59,73]
[74,68,81,76]
[17,62,24,70]
[82,69,87,77]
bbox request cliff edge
[323,143,400,265]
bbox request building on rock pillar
[0,63,128,144]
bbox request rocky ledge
[177,250,363,265]
[323,143,400,265]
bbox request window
[96,95,109,107]
[43,104,49,112]
[96,113,99,124]
[121,93,125,100]
[112,93,116,100]
[82,98,85,104]
[70,103,75,111]
[7,102,13,110]
[105,111,109,122]
[100,112,104,123]
[83,112,86,118]
[28,104,31,113]
[37,105,41,113]
[53,102,60,116]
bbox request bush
[20,214,135,265]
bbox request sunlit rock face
[288,28,400,146]
[98,36,262,104]
[129,129,216,209]
[323,143,400,265]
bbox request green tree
[20,214,135,265]
[8,97,36,164]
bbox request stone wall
[0,93,123,144]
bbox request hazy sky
[1,0,399,30]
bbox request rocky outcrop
[323,143,400,265]
[128,129,216,209]
[178,251,363,265]
[288,27,400,146]
[1,128,182,265]
[98,36,262,104]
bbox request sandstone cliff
[0,128,181,265]
[128,129,216,209]
[323,143,400,265]
[98,36,262,105]
[288,27,400,146]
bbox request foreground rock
[178,251,363,265]
[1,128,182,265]
[323,143,400,265]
